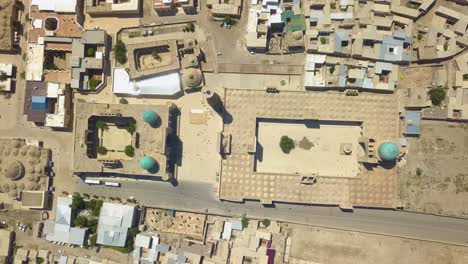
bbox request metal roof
[97,203,136,247]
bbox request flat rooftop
[255,120,361,177]
[219,89,399,208]
[127,40,180,80]
[73,102,174,179]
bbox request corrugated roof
[405,111,421,135]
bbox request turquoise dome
[378,142,399,161]
[143,110,158,125]
[139,156,156,171]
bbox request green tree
[87,47,96,57]
[36,257,44,264]
[125,123,136,134]
[241,216,249,229]
[428,87,446,106]
[88,78,101,90]
[320,37,326,45]
[70,194,85,210]
[119,98,128,104]
[261,219,271,227]
[330,2,336,9]
[89,233,97,246]
[88,218,99,233]
[124,145,135,157]
[0,71,7,81]
[88,199,103,216]
[96,120,108,131]
[222,17,237,26]
[443,43,448,51]
[114,40,128,64]
[279,136,295,154]
[96,146,107,155]
[73,216,88,228]
[329,66,335,74]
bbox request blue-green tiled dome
[378,142,399,161]
[143,110,158,125]
[139,156,156,171]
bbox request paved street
[75,179,468,246]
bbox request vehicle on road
[84,179,102,185]
[104,181,120,187]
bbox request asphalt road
[76,179,468,246]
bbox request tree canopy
[114,40,128,64]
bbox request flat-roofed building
[208,0,241,17]
[24,81,72,128]
[97,202,136,247]
[21,191,48,209]
[43,197,88,246]
[153,0,194,13]
[0,0,22,53]
[86,0,141,16]
[0,230,13,264]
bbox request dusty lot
[399,121,468,217]
[398,66,440,108]
[285,224,468,264]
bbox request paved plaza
[256,120,362,177]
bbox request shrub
[417,33,423,41]
[96,120,108,131]
[428,87,446,106]
[151,51,161,61]
[20,72,25,80]
[279,136,295,154]
[87,47,96,57]
[0,71,7,81]
[125,123,136,134]
[443,43,448,51]
[320,37,326,45]
[416,168,423,176]
[124,145,135,157]
[73,216,88,228]
[89,233,97,246]
[36,258,44,264]
[96,146,107,155]
[114,40,128,64]
[222,16,237,26]
[88,199,103,216]
[329,66,335,74]
[119,98,128,104]
[241,216,249,229]
[262,219,271,227]
[330,2,336,9]
[88,78,101,91]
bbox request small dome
[5,161,25,181]
[139,156,156,171]
[378,142,399,161]
[143,110,158,125]
[182,68,202,88]
[292,31,303,41]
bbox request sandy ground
[256,121,361,177]
[398,66,439,109]
[204,73,304,91]
[399,121,468,217]
[285,223,468,264]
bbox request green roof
[378,142,399,161]
[139,156,156,171]
[281,10,306,32]
[143,110,158,125]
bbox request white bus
[84,179,102,185]
[104,182,120,187]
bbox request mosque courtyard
[255,119,362,178]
